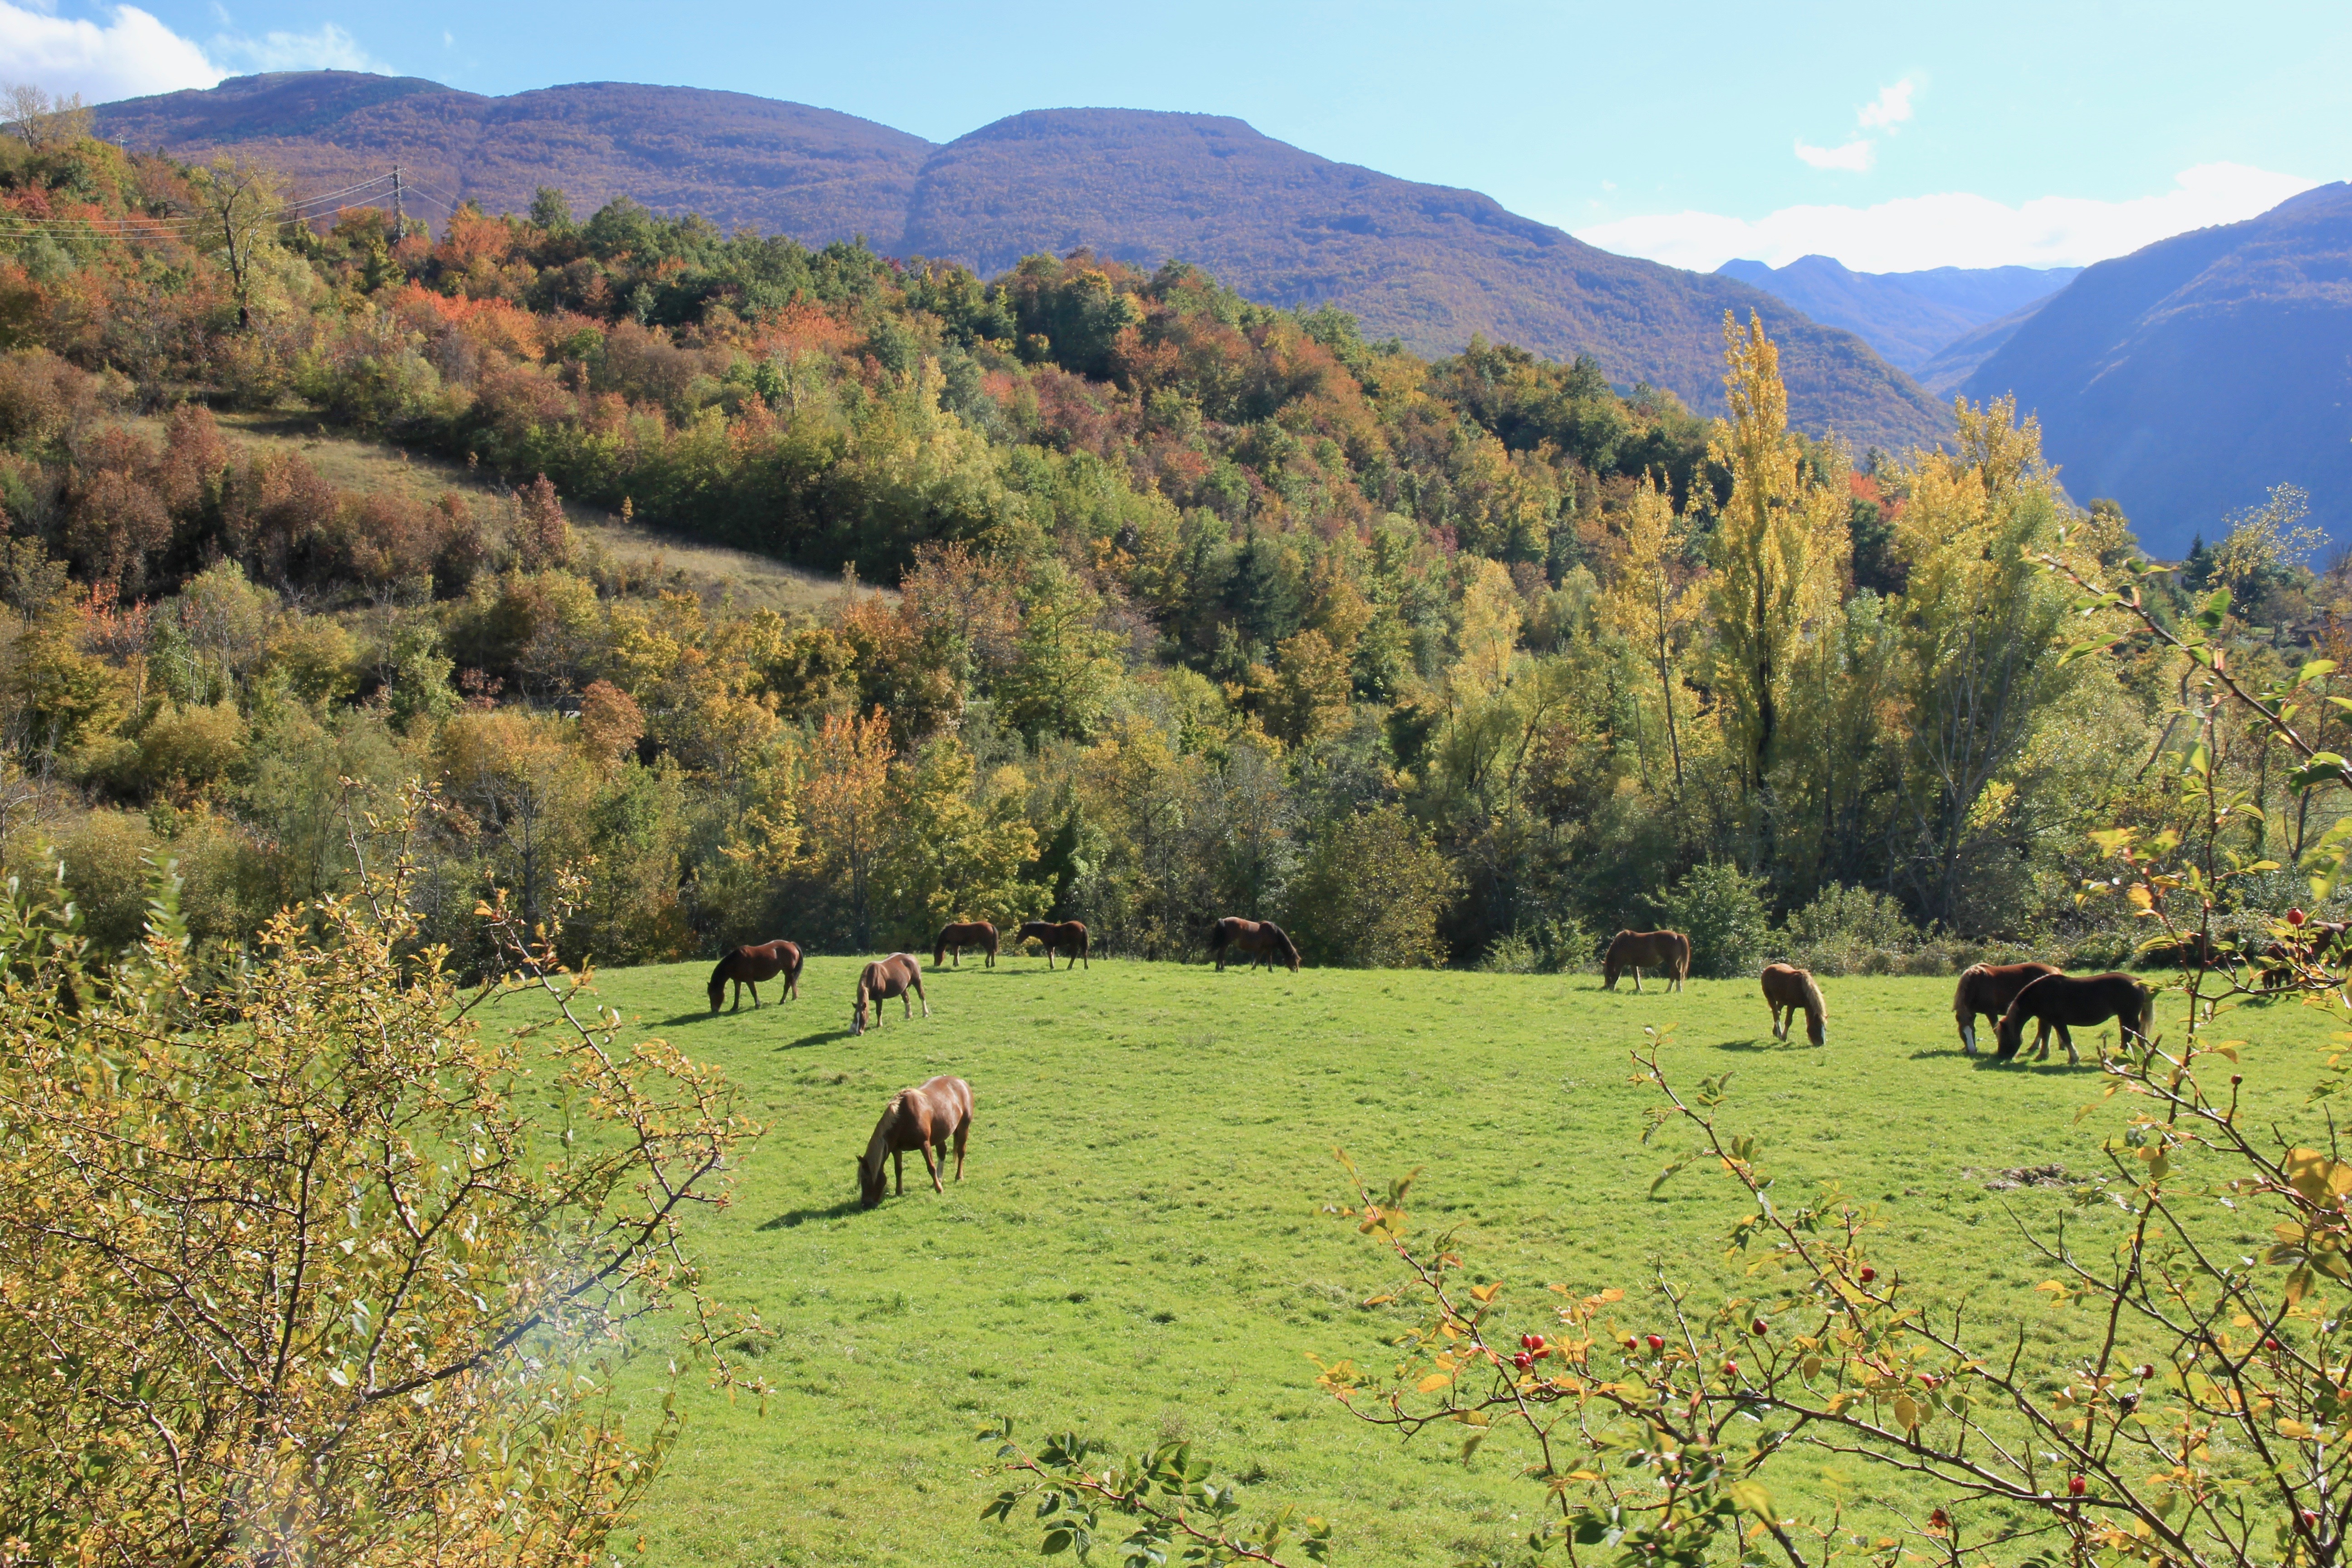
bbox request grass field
[502,957,2342,1566]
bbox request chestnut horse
[1760,963,1827,1045]
[1209,916,1300,973]
[851,953,930,1036]
[1602,930,1690,993]
[1995,972,2155,1064]
[707,939,802,1013]
[858,1074,973,1207]
[1017,920,1090,970]
[933,920,999,968]
[1950,961,2061,1055]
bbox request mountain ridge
[1715,254,2079,373]
[93,73,1949,451]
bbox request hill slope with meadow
[92,72,1950,451]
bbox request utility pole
[392,164,404,238]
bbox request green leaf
[2299,659,2338,686]
[1040,1526,1074,1555]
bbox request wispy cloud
[1795,138,1874,172]
[1577,162,2323,274]
[0,0,389,103]
[1795,75,1918,175]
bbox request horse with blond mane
[707,939,802,1013]
[851,953,930,1036]
[858,1075,973,1207]
[1208,916,1300,973]
[1950,961,2061,1055]
[933,921,999,968]
[1602,930,1689,993]
[1760,963,1827,1044]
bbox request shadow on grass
[1710,1035,1823,1053]
[759,1198,863,1230]
[779,1028,858,1050]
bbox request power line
[0,172,409,237]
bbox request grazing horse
[858,1075,973,1207]
[1760,964,1828,1045]
[1209,916,1300,973]
[933,920,1000,969]
[1602,930,1690,993]
[1950,961,2062,1055]
[1017,920,1090,970]
[1994,972,2155,1064]
[707,939,803,1013]
[852,954,930,1036]
[2260,921,2351,989]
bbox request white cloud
[212,22,387,74]
[1576,162,2324,274]
[1856,78,1916,134]
[0,1,220,100]
[1795,138,1874,173]
[0,2,389,106]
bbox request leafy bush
[1779,881,1920,976]
[1476,916,1599,975]
[1656,862,1768,979]
[1287,804,1456,969]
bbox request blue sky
[7,0,2347,272]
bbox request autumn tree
[191,156,289,329]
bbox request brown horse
[1602,930,1690,993]
[933,920,1000,969]
[1208,916,1300,973]
[1950,961,2061,1055]
[1994,972,2155,1064]
[1017,920,1090,970]
[858,1074,973,1207]
[707,939,803,1013]
[851,953,930,1036]
[1760,964,1827,1045]
[2260,921,2351,989]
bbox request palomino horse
[1602,930,1689,993]
[858,1074,973,1207]
[1760,963,1827,1044]
[1950,961,2060,1054]
[1017,920,1090,970]
[1995,972,2154,1064]
[707,939,803,1013]
[1209,916,1299,973]
[851,954,930,1036]
[933,920,1000,968]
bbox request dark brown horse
[852,953,930,1036]
[1760,964,1827,1045]
[707,939,803,1013]
[858,1074,973,1207]
[1951,961,2062,1055]
[1995,972,2155,1064]
[1602,930,1690,993]
[1208,916,1300,973]
[2260,921,2351,989]
[1017,920,1089,970]
[933,920,1000,968]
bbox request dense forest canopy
[0,114,2342,971]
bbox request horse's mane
[1798,969,1827,1021]
[863,1091,907,1169]
[1261,920,1299,962]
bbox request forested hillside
[1962,181,2352,554]
[93,72,1950,451]
[0,116,2339,976]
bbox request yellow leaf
[1469,1282,1504,1303]
[1417,1373,1451,1393]
[1892,1394,1921,1430]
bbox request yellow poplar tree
[1700,311,1849,795]
[1603,471,1698,799]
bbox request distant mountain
[94,74,1950,451]
[1960,182,2352,556]
[1716,255,2079,373]
[1912,300,2049,396]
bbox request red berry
[1513,1351,1533,1372]
[1625,1336,1640,1352]
[2136,1364,2155,1380]
[1722,1360,1739,1376]
[1858,1266,1877,1284]
[2068,1475,2086,1498]
[1646,1334,1666,1352]
[1523,1333,1545,1353]
[2304,1510,2321,1529]
[2289,908,2308,927]
[1751,1318,1769,1335]
[2265,1337,2282,1352]
[1929,1509,1949,1531]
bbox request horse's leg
[892,1149,904,1196]
[921,1137,942,1193]
[749,981,761,1009]
[952,1118,969,1181]
[2060,1023,2078,1066]
[1632,967,1644,995]
[917,976,931,1017]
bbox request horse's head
[857,1151,887,1208]
[707,965,727,1014]
[851,987,868,1037]
[1994,1012,2024,1059]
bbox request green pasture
[514,957,2342,1566]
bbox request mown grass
[503,958,2341,1566]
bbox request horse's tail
[1953,963,1985,1019]
[1207,920,1229,954]
[1672,931,1692,979]
[985,923,1000,957]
